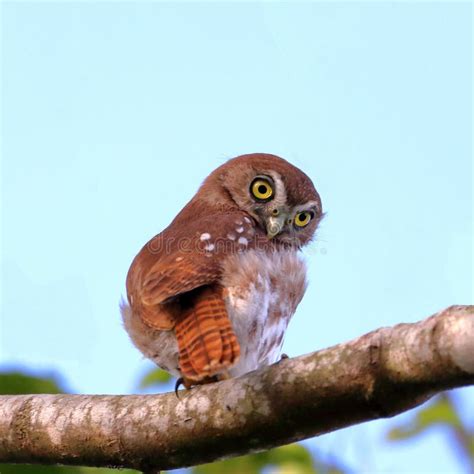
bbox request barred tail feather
[175,286,240,382]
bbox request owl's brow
[293,200,321,214]
[264,170,287,204]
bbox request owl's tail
[175,285,240,385]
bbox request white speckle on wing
[238,237,248,247]
[200,233,211,241]
[244,217,252,224]
[236,226,244,233]
[204,243,215,252]
[235,219,243,225]
[227,232,236,240]
[175,256,183,262]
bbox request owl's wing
[135,211,257,327]
[133,212,254,383]
[140,254,220,307]
[141,213,256,304]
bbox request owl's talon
[216,371,230,381]
[174,378,184,399]
[280,353,289,361]
[175,376,196,398]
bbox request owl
[121,153,322,389]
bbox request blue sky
[1,2,472,473]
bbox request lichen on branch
[0,305,472,472]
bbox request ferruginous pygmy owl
[122,153,322,388]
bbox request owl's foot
[174,376,194,399]
[216,371,230,381]
[174,372,230,398]
[271,353,289,368]
[174,378,184,398]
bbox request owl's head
[200,153,323,248]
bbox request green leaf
[193,444,318,474]
[139,367,173,389]
[273,462,314,474]
[387,394,462,441]
[80,468,139,473]
[469,434,474,458]
[0,371,65,395]
[266,444,315,467]
[192,454,262,474]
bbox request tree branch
[0,305,473,472]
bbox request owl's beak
[266,213,288,239]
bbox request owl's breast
[220,249,307,377]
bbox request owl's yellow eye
[250,177,274,202]
[294,211,313,227]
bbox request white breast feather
[221,249,307,377]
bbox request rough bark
[0,305,473,472]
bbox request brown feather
[126,210,261,330]
[174,286,240,382]
[123,153,322,386]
